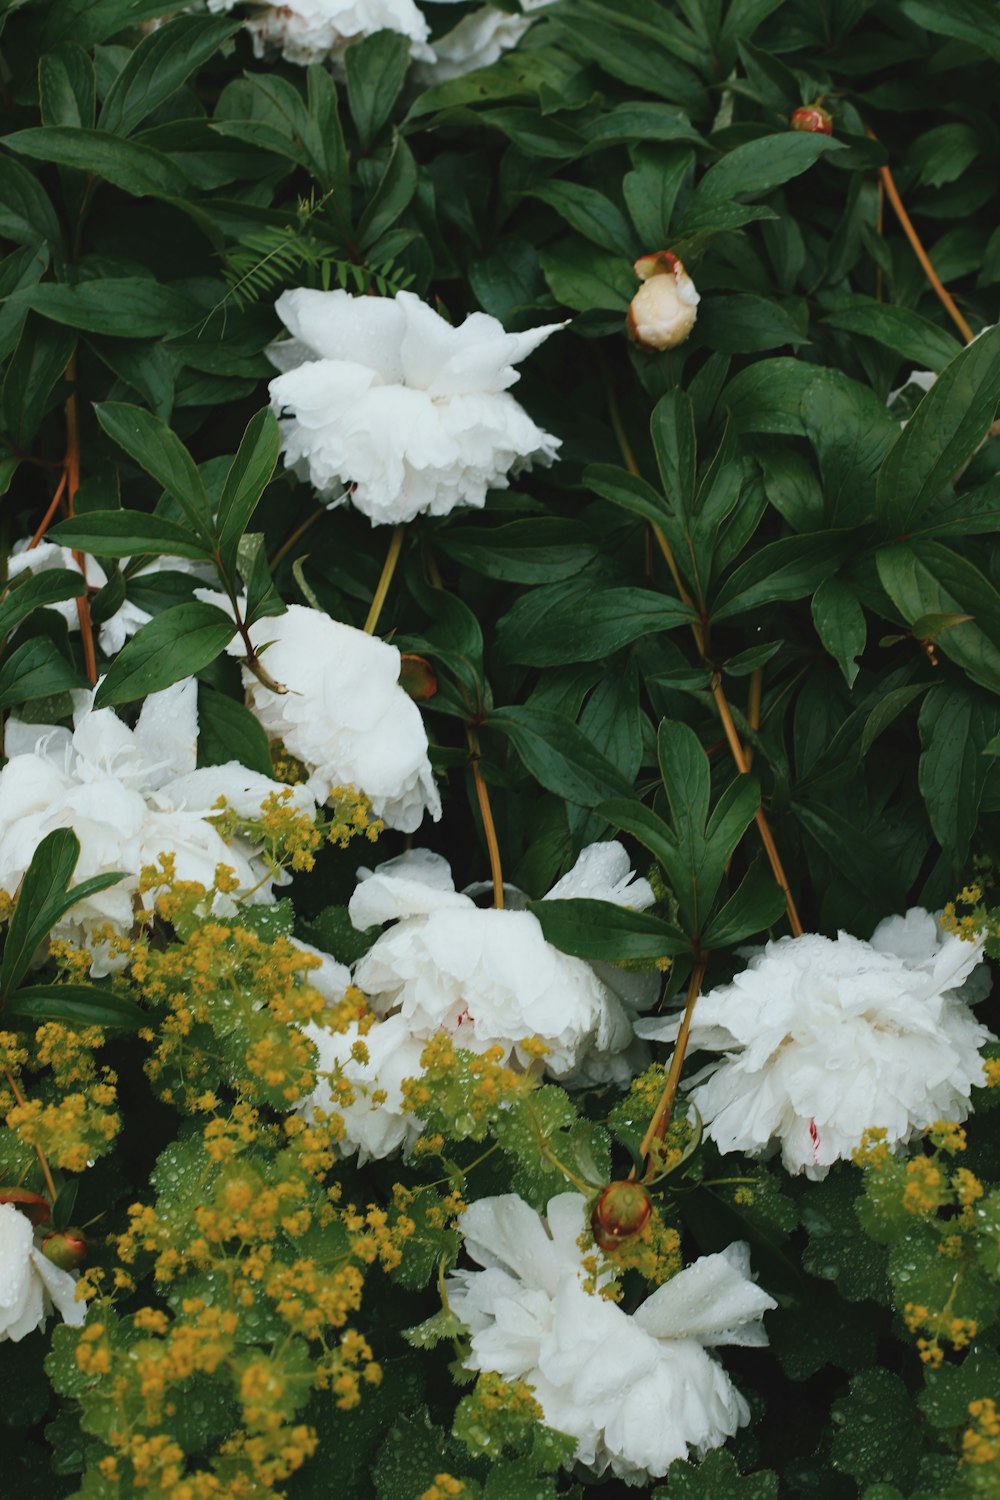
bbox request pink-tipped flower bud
[627,252,699,351]
[591,1181,652,1252]
[790,106,833,135]
[40,1228,87,1271]
[0,1188,51,1226]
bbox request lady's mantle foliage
[640,909,993,1177]
[447,1192,776,1484]
[268,289,563,523]
[222,601,441,833]
[0,1203,85,1344]
[350,843,654,1081]
[0,680,309,969]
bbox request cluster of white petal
[639,908,994,1178]
[206,0,434,67]
[220,602,441,834]
[0,1204,86,1343]
[299,1011,427,1163]
[6,541,211,657]
[446,1192,776,1484]
[415,0,552,84]
[268,289,563,524]
[0,679,312,973]
[348,842,655,1082]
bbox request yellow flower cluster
[3,1022,119,1174]
[903,1303,978,1367]
[402,1034,533,1142]
[964,1399,1000,1466]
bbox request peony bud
[790,106,833,135]
[399,653,438,702]
[591,1181,652,1251]
[627,252,699,351]
[40,1227,87,1271]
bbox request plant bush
[0,0,998,1496]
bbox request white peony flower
[299,1011,426,1162]
[637,908,994,1179]
[349,843,655,1080]
[446,1192,776,1484]
[268,288,563,524]
[7,540,215,658]
[291,938,352,1005]
[0,679,312,972]
[627,251,700,351]
[216,602,440,834]
[415,0,552,84]
[206,0,434,66]
[0,1203,86,1342]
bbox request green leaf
[899,0,1000,55]
[528,899,687,961]
[1,314,75,448]
[0,832,123,996]
[876,326,1000,532]
[3,127,191,198]
[99,14,239,136]
[876,540,1000,694]
[215,407,281,555]
[345,28,410,148]
[824,297,963,373]
[49,509,212,560]
[94,402,212,539]
[693,132,842,205]
[651,389,697,517]
[197,684,273,778]
[917,684,996,865]
[712,531,854,621]
[4,985,143,1030]
[492,1086,579,1208]
[497,585,692,666]
[39,44,96,129]
[0,568,85,638]
[93,602,236,708]
[812,576,867,687]
[0,638,86,709]
[527,180,635,258]
[0,153,62,247]
[702,867,786,946]
[919,1346,1000,1429]
[830,1369,921,1491]
[8,278,200,338]
[654,1449,779,1500]
[486,706,632,808]
[357,132,417,253]
[698,294,807,354]
[585,462,671,528]
[437,518,598,584]
[538,239,634,313]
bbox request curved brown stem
[466,724,504,910]
[637,956,707,1177]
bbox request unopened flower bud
[591,1181,652,1251]
[399,653,438,702]
[790,106,833,135]
[627,252,699,351]
[40,1228,87,1271]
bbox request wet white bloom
[220,602,441,834]
[7,541,212,658]
[299,1011,426,1162]
[349,843,654,1080]
[637,908,994,1179]
[0,1203,86,1342]
[446,1192,776,1484]
[0,679,311,972]
[415,0,552,84]
[627,251,700,351]
[268,288,563,524]
[206,0,433,66]
[292,938,352,1005]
